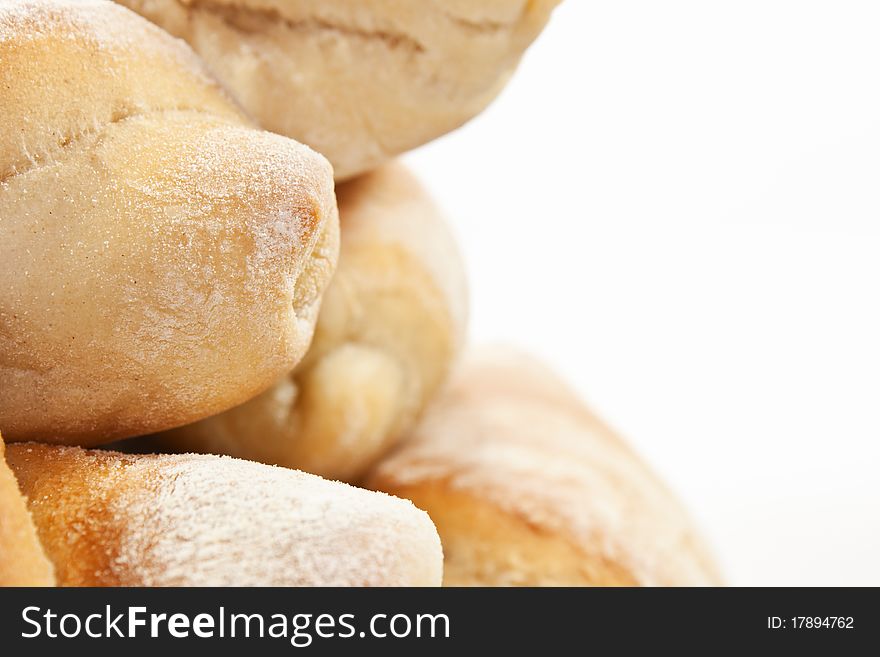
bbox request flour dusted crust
[116,0,562,179]
[6,443,442,586]
[158,163,467,481]
[0,433,54,586]
[0,0,339,444]
[365,348,723,586]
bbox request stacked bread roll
[0,434,54,586]
[1,0,720,586]
[366,349,722,586]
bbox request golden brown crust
[157,163,467,481]
[7,442,442,586]
[117,0,562,179]
[365,347,723,586]
[0,433,54,586]
[0,0,339,444]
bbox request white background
[406,0,880,586]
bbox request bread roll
[0,0,339,444]
[365,348,722,586]
[116,0,562,179]
[157,163,467,480]
[6,443,442,586]
[0,433,54,586]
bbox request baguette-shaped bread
[0,0,339,444]
[0,432,54,586]
[117,0,562,179]
[157,163,467,480]
[365,348,722,586]
[7,443,442,586]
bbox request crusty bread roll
[0,433,54,586]
[116,0,562,179]
[6,443,442,586]
[365,348,722,586]
[0,0,339,445]
[156,163,467,480]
